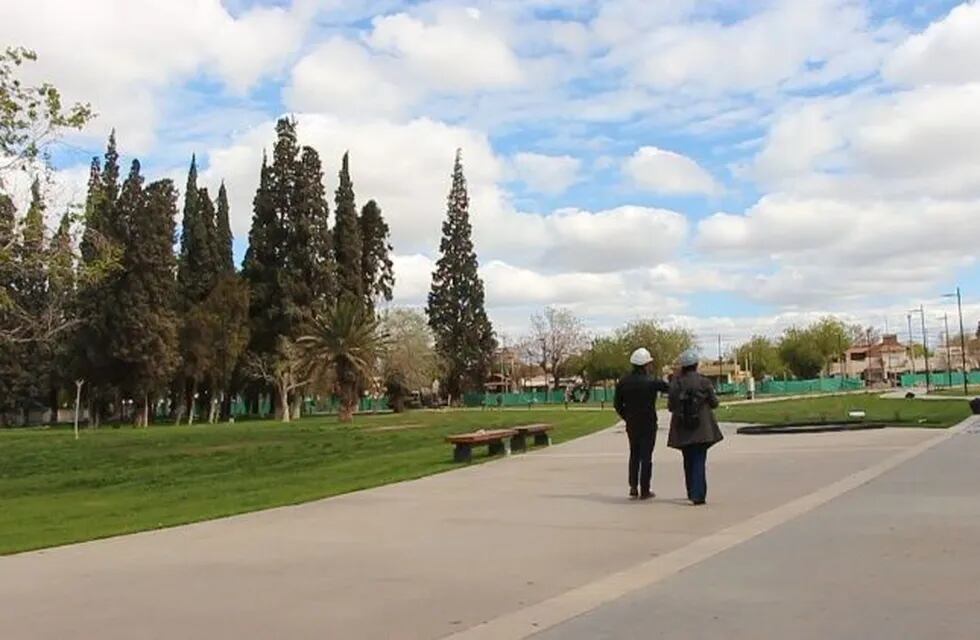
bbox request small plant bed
[736,420,889,435]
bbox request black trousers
[627,428,656,492]
[682,444,709,503]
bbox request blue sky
[4,0,979,350]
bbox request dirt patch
[364,424,424,433]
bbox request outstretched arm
[613,380,625,419]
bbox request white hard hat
[678,348,700,367]
[630,347,653,366]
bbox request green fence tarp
[900,371,980,388]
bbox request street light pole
[907,313,917,379]
[957,288,969,396]
[943,287,970,396]
[942,313,953,388]
[919,305,931,392]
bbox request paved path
[535,417,980,639]
[0,414,964,639]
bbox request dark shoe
[691,499,705,505]
[639,490,654,500]
[629,487,639,499]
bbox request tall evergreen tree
[13,179,50,413]
[0,193,15,421]
[197,186,219,288]
[243,153,283,356]
[359,199,394,311]
[177,156,213,306]
[112,166,179,425]
[73,134,122,425]
[16,178,48,310]
[214,182,234,274]
[426,149,496,399]
[283,145,333,330]
[333,151,362,303]
[46,211,77,417]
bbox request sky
[3,0,979,354]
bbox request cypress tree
[197,186,220,289]
[243,154,282,355]
[333,151,362,303]
[0,193,15,420]
[17,178,48,310]
[283,145,333,328]
[359,199,394,311]
[46,211,76,419]
[177,156,213,306]
[215,182,234,274]
[426,149,496,399]
[73,134,122,424]
[112,166,179,425]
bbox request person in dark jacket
[668,349,724,505]
[614,347,670,500]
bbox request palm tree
[299,298,387,423]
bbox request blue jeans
[682,444,709,503]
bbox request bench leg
[533,433,552,447]
[488,438,511,457]
[511,433,527,453]
[453,443,473,463]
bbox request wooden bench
[510,423,553,452]
[446,429,517,463]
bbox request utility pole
[942,313,953,388]
[942,287,970,396]
[919,305,931,392]
[718,334,723,383]
[907,314,917,379]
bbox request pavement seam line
[444,417,977,640]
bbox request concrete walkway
[0,414,964,639]
[535,417,980,639]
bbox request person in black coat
[614,347,670,500]
[668,349,724,505]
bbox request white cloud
[884,1,980,85]
[625,147,719,195]
[597,0,899,96]
[0,0,312,152]
[284,38,415,117]
[511,153,581,194]
[366,8,525,93]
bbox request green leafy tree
[110,166,179,426]
[0,47,94,175]
[616,320,694,377]
[426,149,496,400]
[734,335,785,380]
[333,151,362,303]
[299,298,387,423]
[778,326,825,379]
[380,308,438,413]
[359,199,393,311]
[573,336,631,386]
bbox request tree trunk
[143,393,150,427]
[338,382,357,423]
[188,379,198,426]
[290,392,303,422]
[278,382,291,422]
[73,380,84,441]
[49,384,60,425]
[208,392,220,424]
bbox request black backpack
[678,386,705,430]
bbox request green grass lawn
[717,393,971,428]
[929,385,980,397]
[0,409,616,555]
